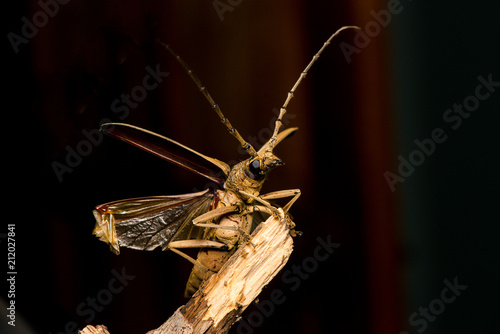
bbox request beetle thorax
[224,151,283,201]
[225,160,265,200]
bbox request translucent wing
[93,189,216,255]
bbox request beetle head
[243,126,298,180]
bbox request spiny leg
[157,40,258,157]
[269,26,360,148]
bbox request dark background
[3,1,499,333]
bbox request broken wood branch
[81,209,294,334]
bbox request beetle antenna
[268,25,360,149]
[157,40,258,157]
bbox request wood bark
[80,209,294,334]
[80,325,111,334]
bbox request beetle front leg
[236,188,301,216]
[260,188,301,213]
[242,189,301,232]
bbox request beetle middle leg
[192,204,253,244]
[169,205,242,263]
[191,205,239,230]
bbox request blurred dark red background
[4,1,500,333]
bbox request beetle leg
[168,245,210,272]
[259,189,301,213]
[192,205,239,230]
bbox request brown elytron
[92,26,358,297]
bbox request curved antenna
[157,40,258,157]
[268,25,360,150]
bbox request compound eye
[249,159,261,174]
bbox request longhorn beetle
[92,26,358,297]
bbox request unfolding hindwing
[93,189,217,255]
